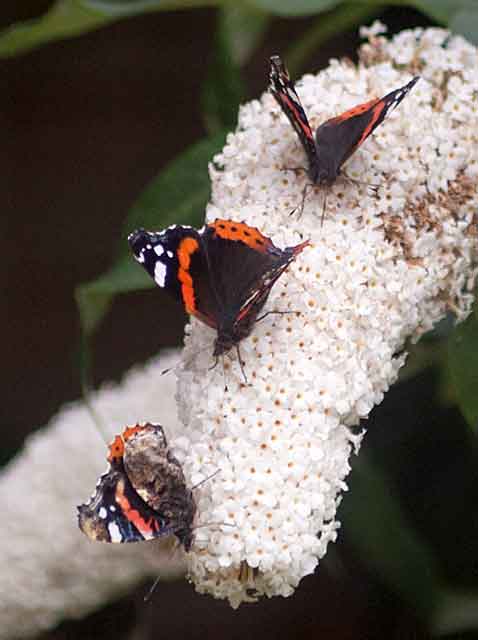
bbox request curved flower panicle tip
[175,27,478,605]
[0,352,184,640]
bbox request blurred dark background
[4,3,478,639]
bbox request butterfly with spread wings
[269,55,419,197]
[128,220,308,374]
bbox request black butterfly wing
[129,220,307,354]
[269,55,319,180]
[128,225,220,329]
[203,220,306,334]
[315,76,420,175]
[77,458,171,543]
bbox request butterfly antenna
[193,521,237,534]
[343,171,379,196]
[299,182,311,217]
[236,344,248,385]
[208,354,228,391]
[222,355,229,392]
[320,188,328,227]
[162,343,214,376]
[162,357,186,377]
[144,573,162,602]
[191,469,220,491]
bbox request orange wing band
[177,237,200,314]
[209,219,274,253]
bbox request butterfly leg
[216,355,229,392]
[256,309,298,323]
[144,574,162,602]
[342,170,379,196]
[320,188,329,227]
[289,181,314,218]
[236,344,248,385]
[209,354,220,371]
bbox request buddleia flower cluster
[172,24,477,606]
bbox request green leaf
[432,588,478,636]
[341,455,444,618]
[82,0,167,14]
[412,0,478,42]
[247,0,340,17]
[0,0,108,58]
[220,4,270,66]
[76,258,150,336]
[447,310,478,431]
[0,0,219,58]
[449,5,478,45]
[77,130,227,337]
[412,0,474,24]
[201,9,246,134]
[83,0,219,12]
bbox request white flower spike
[175,27,477,606]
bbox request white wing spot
[98,507,107,519]
[154,261,167,287]
[109,505,116,512]
[154,245,164,257]
[167,250,173,258]
[108,521,122,542]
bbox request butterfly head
[173,493,197,552]
[269,55,287,79]
[307,163,336,186]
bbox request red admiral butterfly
[78,423,196,550]
[269,55,419,187]
[128,219,308,358]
